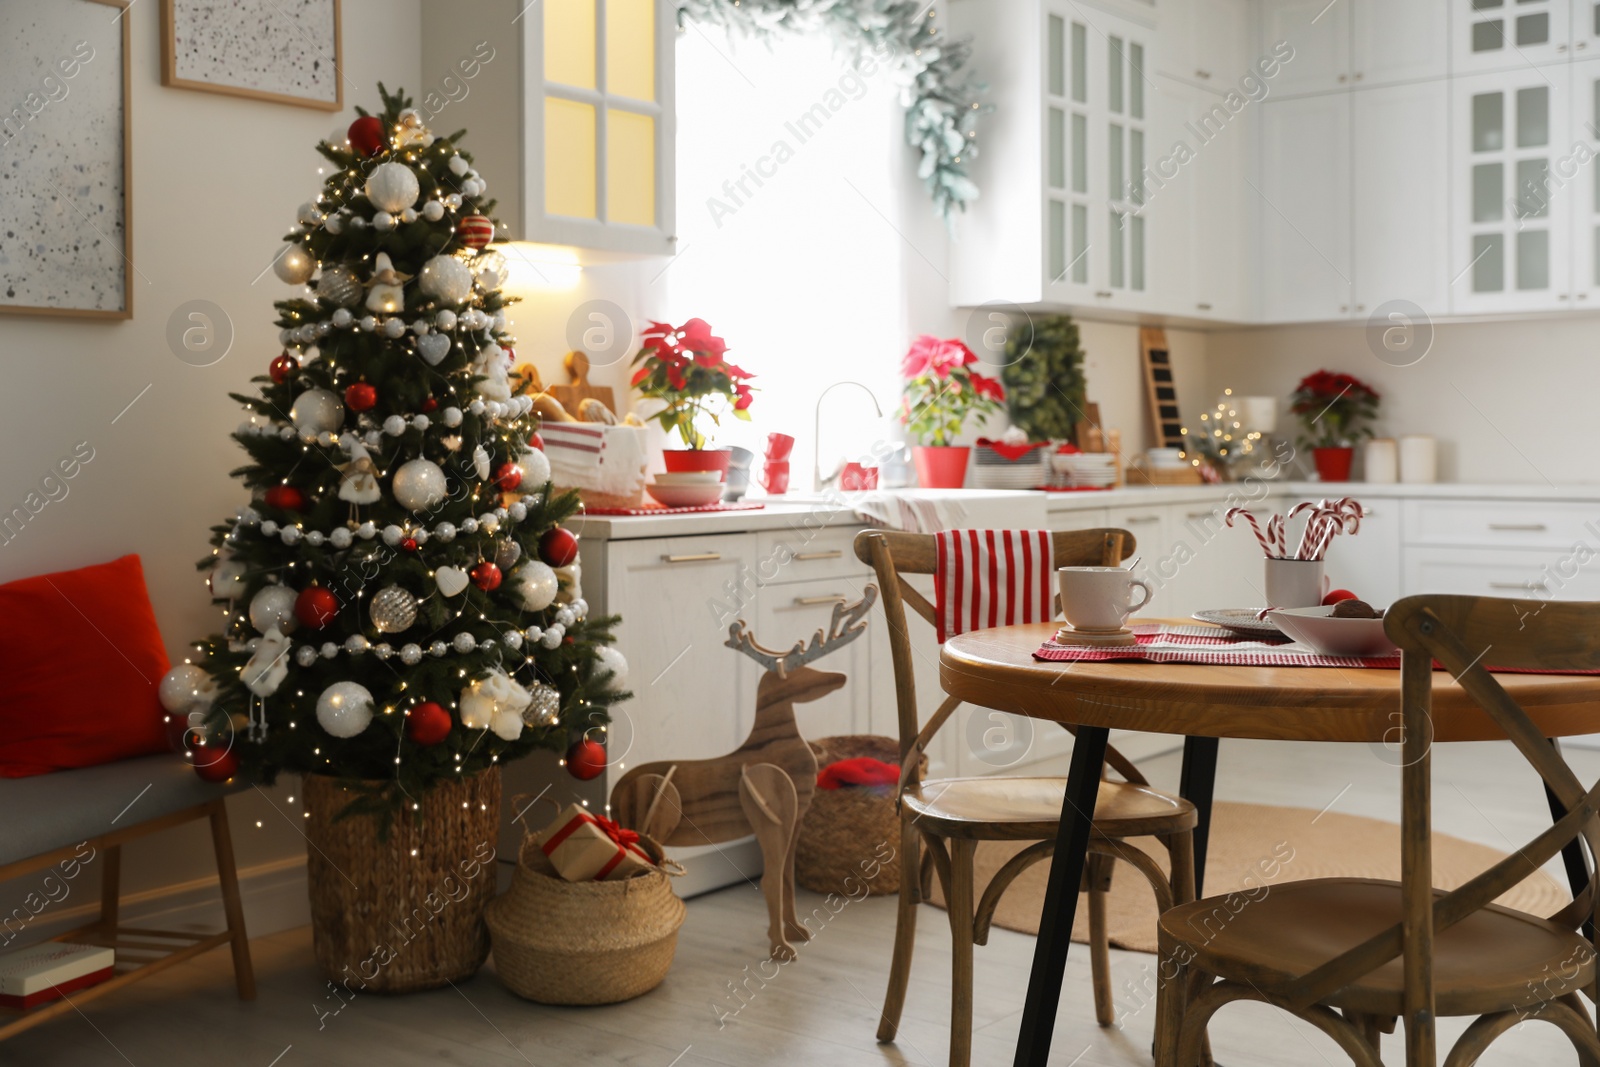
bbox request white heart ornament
[436,566,470,597]
[417,333,452,366]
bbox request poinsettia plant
[899,335,1005,446]
[1289,370,1381,449]
[630,317,755,449]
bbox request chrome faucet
[813,381,885,491]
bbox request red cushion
[0,555,171,777]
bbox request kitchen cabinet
[1453,0,1572,75]
[1258,0,1350,97]
[420,0,676,257]
[753,578,879,741]
[1569,57,1600,303]
[1351,0,1449,88]
[1157,0,1250,92]
[1322,500,1402,607]
[1450,67,1573,313]
[1352,81,1452,317]
[1259,93,1353,322]
[1403,547,1600,602]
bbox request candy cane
[1267,514,1286,559]
[1226,507,1272,556]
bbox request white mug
[1264,557,1328,608]
[1059,567,1152,631]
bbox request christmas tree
[159,86,629,812]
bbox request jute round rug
[928,801,1567,954]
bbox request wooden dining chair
[855,528,1199,1067]
[1156,593,1600,1067]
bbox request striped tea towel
[542,423,649,497]
[935,529,1055,643]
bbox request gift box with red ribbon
[535,804,661,882]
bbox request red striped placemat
[581,502,766,517]
[1033,624,1600,673]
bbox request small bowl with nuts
[1265,600,1399,658]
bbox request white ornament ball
[418,255,475,305]
[296,646,318,667]
[290,388,344,436]
[248,585,299,633]
[316,682,374,738]
[392,459,448,511]
[383,414,407,436]
[423,199,445,222]
[325,214,344,235]
[434,521,456,542]
[442,406,463,427]
[159,664,215,713]
[358,315,377,333]
[321,642,339,659]
[330,527,353,549]
[400,207,418,224]
[448,154,470,176]
[331,307,354,328]
[436,309,457,331]
[382,317,406,338]
[273,245,316,285]
[520,447,551,488]
[514,561,559,612]
[373,211,395,232]
[400,643,423,665]
[592,646,629,693]
[365,161,421,213]
[382,524,403,546]
[453,632,477,653]
[297,201,324,226]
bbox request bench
[0,754,254,1040]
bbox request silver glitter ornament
[521,682,561,728]
[494,539,522,570]
[369,585,418,633]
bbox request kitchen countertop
[568,481,1600,541]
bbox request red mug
[761,460,791,495]
[839,462,879,491]
[765,433,795,462]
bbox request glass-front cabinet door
[1451,68,1572,313]
[1103,25,1149,302]
[1043,10,1093,300]
[1453,0,1572,74]
[1570,58,1600,303]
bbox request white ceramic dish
[645,481,725,508]
[1265,605,1398,657]
[652,471,724,485]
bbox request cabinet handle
[1338,74,1348,83]
[662,552,722,563]
[1488,523,1547,532]
[1579,293,1590,300]
[794,594,849,606]
[1560,293,1571,300]
[1195,302,1213,311]
[1340,304,1350,312]
[794,550,844,561]
[1185,510,1216,520]
[1491,581,1546,591]
[1122,514,1161,524]
[1354,72,1364,81]
[1354,304,1365,312]
[1195,69,1212,80]
[1094,290,1113,298]
[1559,43,1569,52]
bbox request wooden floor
[8,738,1599,1066]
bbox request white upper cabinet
[1350,0,1449,87]
[420,0,676,257]
[1574,0,1600,54]
[1352,81,1451,317]
[1570,57,1600,304]
[1454,0,1572,73]
[1449,67,1573,312]
[1259,0,1352,96]
[1157,0,1250,91]
[1259,93,1353,322]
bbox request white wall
[0,0,420,930]
[1204,318,1600,485]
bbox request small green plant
[999,314,1086,441]
[1289,370,1380,449]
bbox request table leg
[1179,736,1219,899]
[1545,738,1593,939]
[1013,725,1108,1067]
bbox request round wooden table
[940,620,1600,1067]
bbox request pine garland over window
[676,0,990,221]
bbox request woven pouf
[302,768,500,993]
[795,735,919,897]
[485,838,685,1005]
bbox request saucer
[1052,625,1137,647]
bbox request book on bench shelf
[0,943,115,1011]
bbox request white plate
[652,471,724,485]
[1192,608,1285,639]
[645,482,725,507]
[1265,605,1398,657]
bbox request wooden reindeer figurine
[610,587,877,960]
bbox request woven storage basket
[796,735,924,897]
[302,768,500,993]
[485,827,685,1005]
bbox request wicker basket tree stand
[302,768,501,993]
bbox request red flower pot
[1312,446,1355,482]
[662,449,732,479]
[913,446,971,489]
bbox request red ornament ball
[539,527,580,568]
[406,702,453,746]
[1323,588,1359,606]
[192,745,239,784]
[566,737,607,780]
[469,561,502,592]
[494,462,523,492]
[527,431,545,451]
[344,382,377,413]
[270,352,298,384]
[457,214,495,250]
[295,586,340,629]
[348,115,387,157]
[420,396,439,413]
[264,485,306,512]
[401,537,419,554]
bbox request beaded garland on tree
[165,86,630,811]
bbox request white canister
[1241,396,1278,434]
[1399,435,1437,484]
[1364,438,1399,483]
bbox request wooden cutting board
[547,351,617,419]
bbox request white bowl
[1265,605,1398,657]
[645,481,725,508]
[652,471,724,485]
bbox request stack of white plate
[1146,447,1188,470]
[970,446,1047,489]
[1050,451,1118,488]
[646,471,724,508]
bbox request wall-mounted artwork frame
[0,0,133,321]
[161,0,343,112]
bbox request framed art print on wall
[0,0,133,320]
[161,0,343,112]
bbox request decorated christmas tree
[160,86,629,812]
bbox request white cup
[1264,557,1328,608]
[1059,567,1152,631]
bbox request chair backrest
[853,528,1140,793]
[1283,594,1600,1044]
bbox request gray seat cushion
[0,755,243,868]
